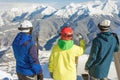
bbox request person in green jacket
[85,20,119,80]
[48,26,85,80]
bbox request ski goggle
[18,27,33,30]
[64,34,73,37]
[61,33,73,40]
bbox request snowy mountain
[0,16,4,26]
[0,0,120,50]
[54,0,119,17]
[0,1,120,79]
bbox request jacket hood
[14,32,32,45]
[57,39,73,50]
[97,32,112,42]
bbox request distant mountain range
[0,0,120,50]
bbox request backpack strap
[112,33,119,45]
[23,40,35,49]
[27,41,35,50]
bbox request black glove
[37,73,43,80]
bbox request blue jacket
[85,32,119,78]
[12,32,42,76]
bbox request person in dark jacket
[85,19,119,80]
[12,20,43,80]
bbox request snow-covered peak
[26,4,50,15]
[101,0,119,15]
[54,8,76,18]
[87,2,102,15]
[1,8,24,21]
[65,3,82,9]
[41,6,57,15]
[85,0,119,16]
[0,1,119,23]
[55,3,82,18]
[54,0,119,18]
[27,4,57,19]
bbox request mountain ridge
[0,0,120,50]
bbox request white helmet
[99,19,111,27]
[18,20,33,33]
[98,19,111,31]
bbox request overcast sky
[0,0,119,10]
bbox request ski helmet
[60,26,73,40]
[98,19,111,31]
[18,20,33,33]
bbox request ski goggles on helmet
[61,33,73,40]
[64,34,73,38]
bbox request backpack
[112,33,119,45]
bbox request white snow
[0,47,9,52]
[0,0,119,26]
[0,17,4,26]
[0,50,118,80]
[41,6,57,15]
[54,0,119,18]
[54,6,79,18]
[0,70,13,80]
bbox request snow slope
[0,51,118,80]
[0,70,13,80]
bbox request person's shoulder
[52,44,59,50]
[72,44,80,49]
[71,45,83,52]
[93,35,100,41]
[90,36,100,45]
[93,37,98,41]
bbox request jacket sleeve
[85,39,100,70]
[29,45,42,74]
[114,43,119,52]
[74,39,85,57]
[48,47,54,72]
[112,33,119,52]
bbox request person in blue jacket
[85,19,119,80]
[12,20,43,80]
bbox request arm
[79,39,86,53]
[75,39,86,65]
[112,33,119,52]
[85,39,99,70]
[29,45,43,75]
[77,33,86,54]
